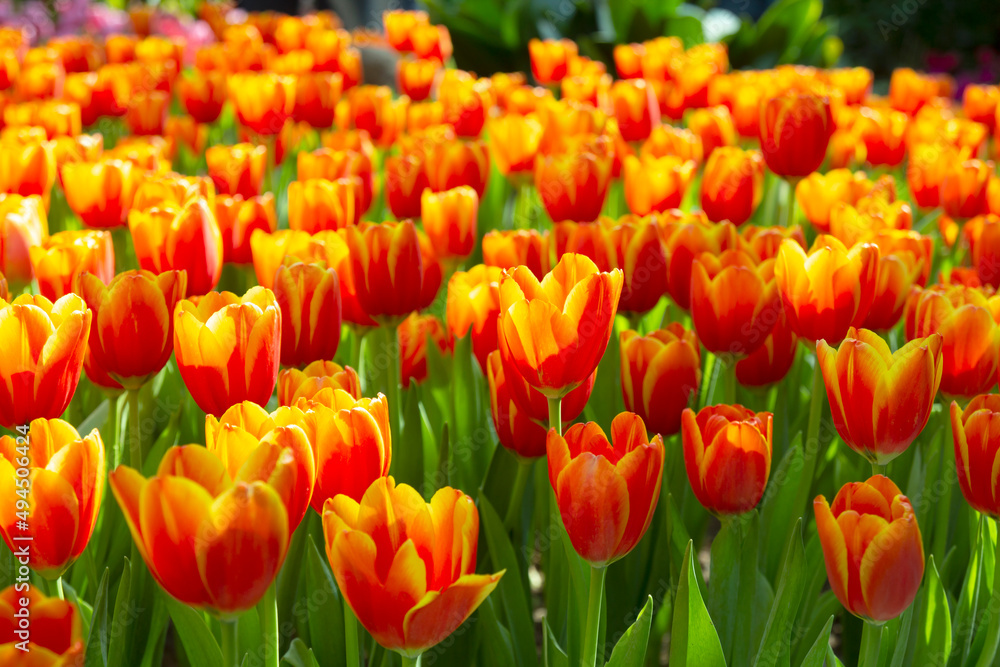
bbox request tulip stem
[932,406,955,564]
[784,178,797,228]
[221,618,239,667]
[385,324,402,444]
[723,357,737,405]
[583,565,607,667]
[547,397,562,437]
[258,582,279,667]
[344,602,360,667]
[975,519,1000,667]
[859,621,883,667]
[127,388,141,471]
[504,458,534,531]
[871,461,886,476]
[400,655,422,667]
[54,576,64,601]
[793,359,824,520]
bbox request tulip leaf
[107,557,132,667]
[84,568,110,667]
[752,518,805,667]
[757,435,803,583]
[304,535,347,667]
[76,398,110,438]
[799,615,834,667]
[477,492,538,667]
[477,598,518,667]
[543,618,569,667]
[708,512,759,666]
[605,595,653,667]
[281,638,321,667]
[164,596,222,667]
[912,556,952,667]
[394,385,425,493]
[951,517,989,666]
[669,540,726,667]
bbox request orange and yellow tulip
[29,230,113,301]
[0,418,104,577]
[215,193,278,265]
[814,475,924,622]
[383,10,428,53]
[700,146,764,225]
[687,105,737,159]
[620,325,701,437]
[624,154,697,216]
[735,308,799,387]
[0,585,84,665]
[941,159,991,220]
[421,185,478,262]
[535,149,612,223]
[439,76,491,138]
[298,147,373,213]
[682,404,772,515]
[547,412,664,565]
[322,476,502,657]
[759,92,833,179]
[178,70,227,124]
[486,350,549,459]
[293,72,342,129]
[425,137,490,198]
[447,264,501,371]
[277,360,361,406]
[889,67,941,114]
[482,229,549,279]
[287,177,360,232]
[125,90,169,136]
[795,169,875,234]
[0,193,48,285]
[907,142,961,210]
[487,113,544,181]
[398,312,452,388]
[529,38,577,84]
[952,394,1000,516]
[964,84,999,132]
[817,328,942,465]
[250,229,314,291]
[206,143,267,199]
[0,139,56,204]
[229,72,295,136]
[385,152,430,220]
[498,254,622,398]
[173,286,281,416]
[660,215,740,311]
[338,85,408,147]
[397,58,438,102]
[610,78,660,143]
[273,261,342,368]
[60,159,138,229]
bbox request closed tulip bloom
[687,105,737,159]
[385,152,430,220]
[397,58,438,102]
[941,159,991,220]
[0,419,104,577]
[250,229,314,291]
[735,308,799,387]
[547,412,664,565]
[215,194,278,265]
[298,148,373,214]
[0,294,90,428]
[620,326,701,438]
[611,79,660,143]
[963,84,1000,131]
[125,90,169,136]
[795,169,874,234]
[682,404,772,515]
[29,230,113,301]
[0,140,56,204]
[345,221,430,323]
[482,229,549,279]
[179,70,227,124]
[59,159,137,229]
[499,254,622,398]
[229,72,295,136]
[660,216,740,311]
[0,585,83,665]
[741,224,807,262]
[862,239,926,332]
[906,142,959,210]
[426,138,490,198]
[624,154,697,217]
[906,285,1000,397]
[814,475,924,622]
[206,143,267,199]
[817,328,942,465]
[487,113,543,182]
[398,313,452,388]
[951,394,1000,516]
[278,360,361,406]
[294,72,342,129]
[486,350,549,459]
[323,476,502,657]
[109,445,291,615]
[165,116,208,159]
[288,178,360,232]
[760,92,833,179]
[700,147,764,226]
[535,150,612,223]
[1,193,48,284]
[775,235,880,344]
[529,38,576,84]
[129,199,224,296]
[273,261,342,368]
[339,85,408,147]
[129,172,215,213]
[421,185,478,262]
[889,67,941,114]
[447,265,501,371]
[173,286,281,416]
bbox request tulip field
[3,2,1000,667]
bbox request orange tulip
[0,294,90,428]
[854,107,908,167]
[323,476,502,657]
[125,90,169,136]
[293,72,342,129]
[814,475,924,622]
[60,159,138,229]
[907,142,960,210]
[611,78,660,143]
[486,350,549,459]
[0,139,56,204]
[906,285,1000,397]
[250,229,314,290]
[215,193,278,265]
[439,76,490,138]
[817,328,942,464]
[623,154,696,217]
[482,229,549,279]
[383,9,428,53]
[795,169,873,234]
[941,159,991,220]
[229,72,295,136]
[131,172,214,213]
[951,394,1000,516]
[498,254,622,398]
[288,178,360,232]
[775,235,880,344]
[421,185,478,262]
[486,112,544,182]
[165,115,208,160]
[963,84,999,132]
[759,92,833,179]
[15,61,64,101]
[28,230,113,301]
[397,312,452,388]
[535,149,612,223]
[660,216,740,311]
[0,585,83,665]
[411,23,452,63]
[385,152,430,220]
[700,146,764,225]
[272,261,342,368]
[206,143,267,199]
[173,286,281,416]
[397,58,438,102]
[339,85,408,147]
[0,193,48,285]
[297,147,373,213]
[735,307,799,387]
[0,418,103,577]
[529,38,576,84]
[128,199,224,296]
[178,70,227,124]
[110,443,295,614]
[889,67,940,114]
[687,105,737,159]
[620,326,701,437]
[278,360,360,406]
[446,265,501,372]
[547,412,664,565]
[426,137,490,198]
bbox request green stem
[547,397,562,437]
[54,576,64,601]
[932,407,954,563]
[221,618,239,667]
[723,357,737,405]
[792,358,824,518]
[400,655,422,667]
[872,461,886,477]
[784,178,797,228]
[503,458,534,531]
[859,621,883,667]
[582,565,607,667]
[386,325,401,444]
[975,518,1000,667]
[344,601,360,667]
[257,582,278,667]
[127,388,141,471]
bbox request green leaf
[83,569,110,667]
[543,618,569,667]
[395,384,425,492]
[281,639,321,667]
[758,437,803,582]
[708,512,759,665]
[606,595,653,667]
[164,596,222,667]
[912,556,951,666]
[477,493,538,667]
[478,599,517,667]
[304,535,347,667]
[753,518,805,667]
[76,398,110,438]
[799,616,834,667]
[669,540,726,667]
[107,558,132,667]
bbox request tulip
[951,394,1000,517]
[941,159,991,220]
[817,328,942,466]
[482,229,549,279]
[906,285,1000,398]
[29,230,113,301]
[385,152,430,220]
[0,193,48,285]
[273,261,342,368]
[498,254,622,399]
[907,142,961,210]
[529,38,577,84]
[486,350,548,460]
[421,185,478,263]
[206,143,267,199]
[610,79,660,143]
[547,412,664,564]
[307,230,379,328]
[426,138,490,198]
[687,105,737,159]
[0,294,90,429]
[384,10,428,53]
[759,92,833,179]
[700,147,764,225]
[0,418,104,577]
[250,229,314,291]
[411,23,452,63]
[741,224,807,262]
[59,159,138,229]
[397,313,452,389]
[173,286,281,416]
[323,476,502,658]
[795,169,873,234]
[0,139,56,204]
[0,585,84,664]
[775,235,880,344]
[890,67,941,114]
[125,90,169,136]
[487,113,544,182]
[814,475,924,622]
[660,216,740,311]
[278,360,361,406]
[447,265,501,372]
[179,70,227,124]
[287,178,360,232]
[535,149,612,223]
[165,116,208,160]
[128,199,224,296]
[294,72,342,129]
[298,148,373,213]
[439,76,490,138]
[339,85,407,147]
[215,194,278,265]
[624,154,697,217]
[345,221,433,324]
[963,84,999,132]
[735,308,799,387]
[229,72,295,136]
[620,326,701,437]
[109,445,292,614]
[397,58,438,102]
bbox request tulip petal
[555,453,629,564]
[402,572,504,654]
